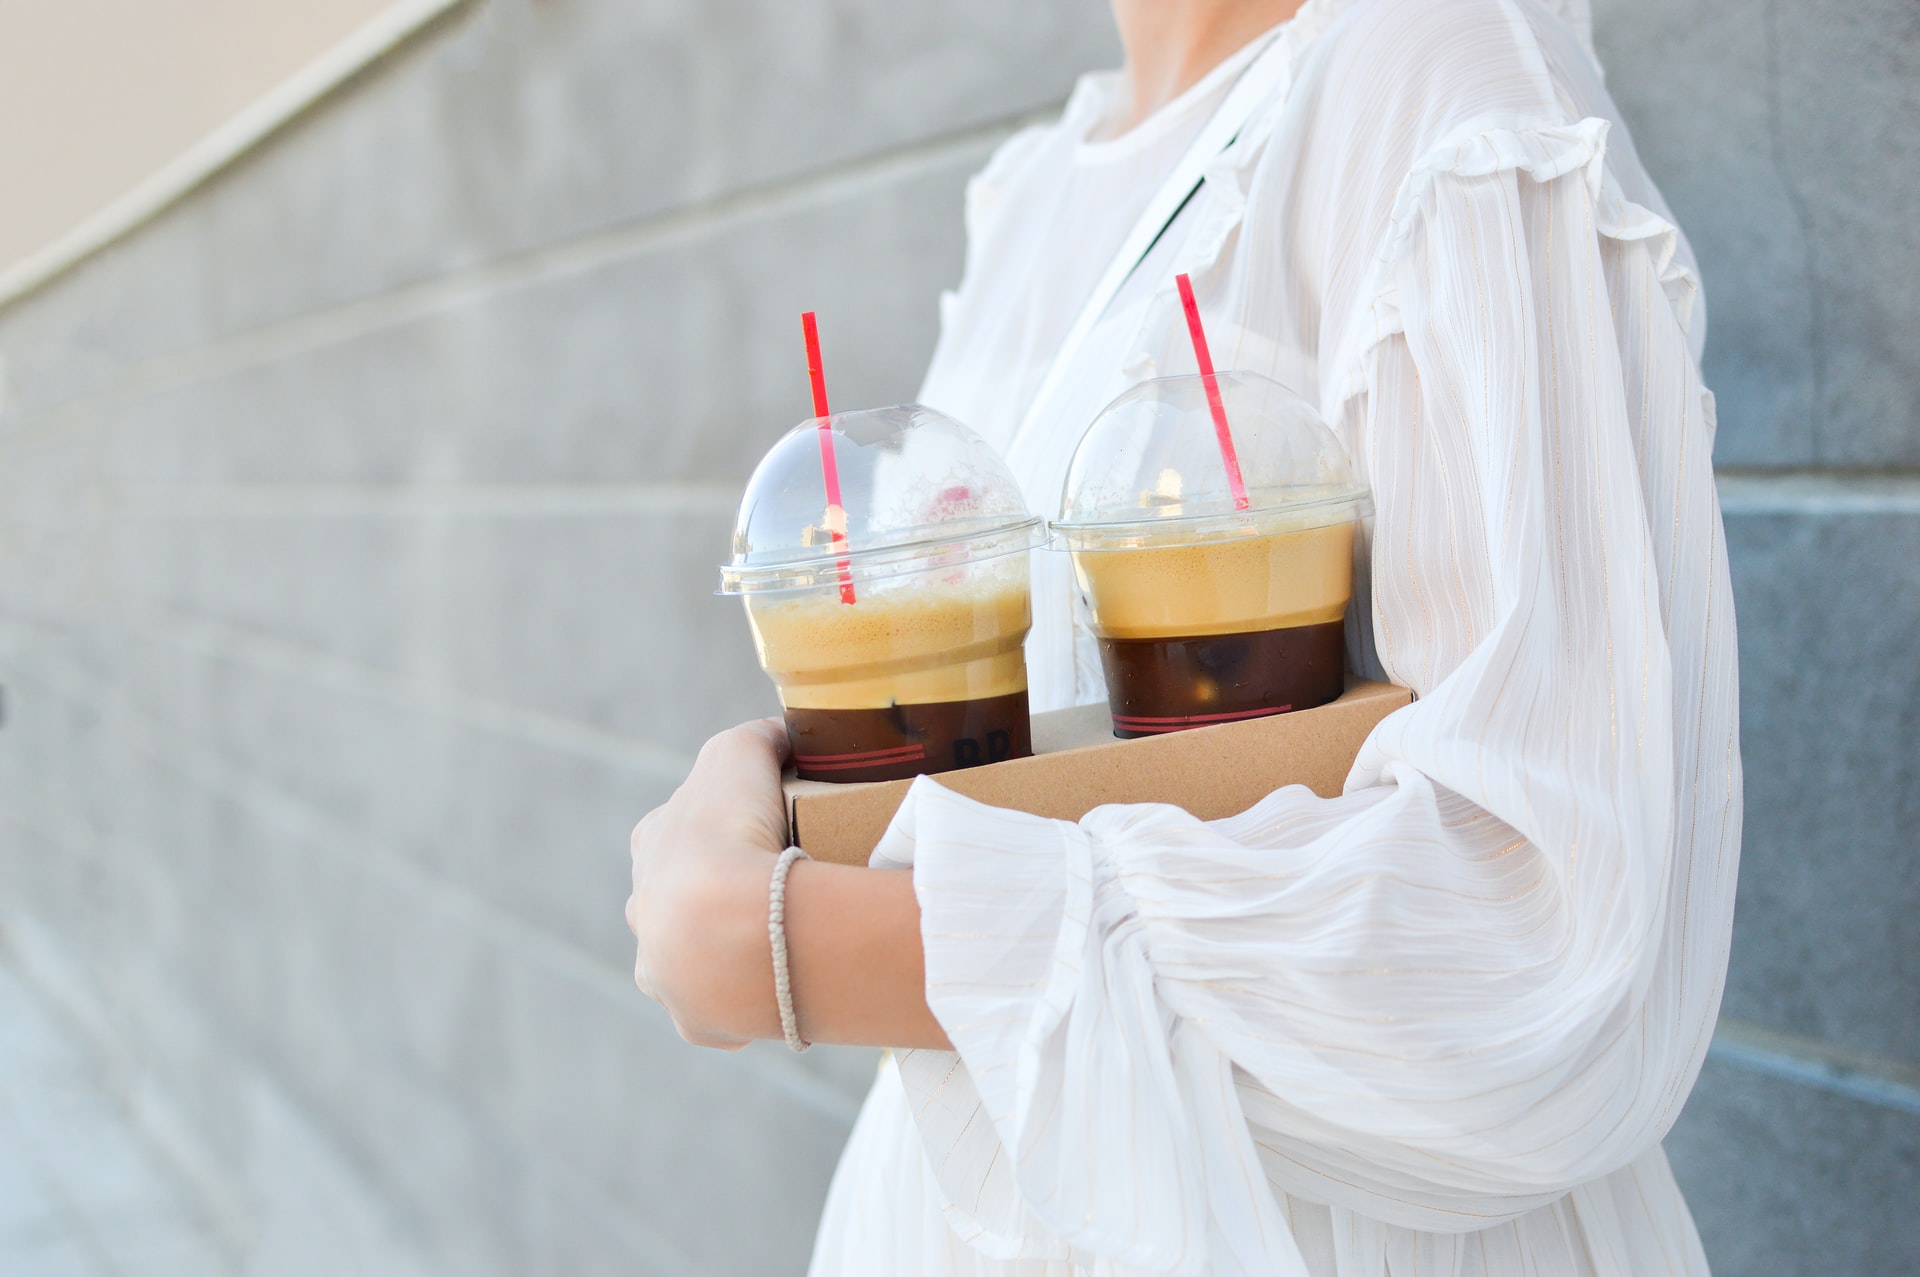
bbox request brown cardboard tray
[783,678,1411,865]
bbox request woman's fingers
[628,811,662,1001]
[670,1014,750,1051]
[743,716,791,764]
[687,718,789,788]
[675,718,793,852]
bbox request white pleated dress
[809,1,1739,1273]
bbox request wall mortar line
[1709,1017,1920,1116]
[0,849,773,1277]
[0,682,867,1138]
[98,600,703,783]
[0,0,480,311]
[1712,468,1920,514]
[0,103,1059,450]
[0,611,709,828]
[95,480,746,519]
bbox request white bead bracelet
[768,845,811,1053]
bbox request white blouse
[810,1,1740,1274]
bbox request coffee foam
[745,572,1031,709]
[1073,520,1355,639]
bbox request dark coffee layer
[786,690,1032,784]
[1099,620,1346,738]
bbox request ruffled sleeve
[872,110,1741,1275]
[1325,116,1703,411]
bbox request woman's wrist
[668,852,950,1050]
[681,846,787,1043]
[783,862,952,1050]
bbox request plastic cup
[720,405,1047,782]
[1051,372,1371,738]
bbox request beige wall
[0,0,455,294]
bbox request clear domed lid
[719,404,1045,595]
[1053,372,1370,550]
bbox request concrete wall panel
[92,510,774,754]
[1666,1057,1920,1276]
[1596,0,1920,468]
[1719,505,1920,1063]
[0,0,1115,418]
[26,146,983,500]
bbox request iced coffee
[1053,372,1369,738]
[1074,515,1353,735]
[745,561,1031,780]
[721,404,1046,782]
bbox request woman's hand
[626,716,951,1053]
[626,718,791,1049]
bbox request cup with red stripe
[1050,372,1371,739]
[720,404,1047,783]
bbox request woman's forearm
[786,862,951,1049]
[692,854,951,1050]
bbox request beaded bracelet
[768,845,811,1053]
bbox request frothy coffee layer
[745,574,1031,709]
[1073,520,1355,640]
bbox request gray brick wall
[1595,1,1920,1270]
[0,1,1912,1273]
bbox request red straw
[1174,273,1250,512]
[801,311,857,604]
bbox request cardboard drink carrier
[785,677,1410,865]
[778,363,1405,865]
[725,329,1406,862]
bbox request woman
[626,0,1740,1272]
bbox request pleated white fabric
[809,1,1740,1272]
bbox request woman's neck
[1103,0,1308,136]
